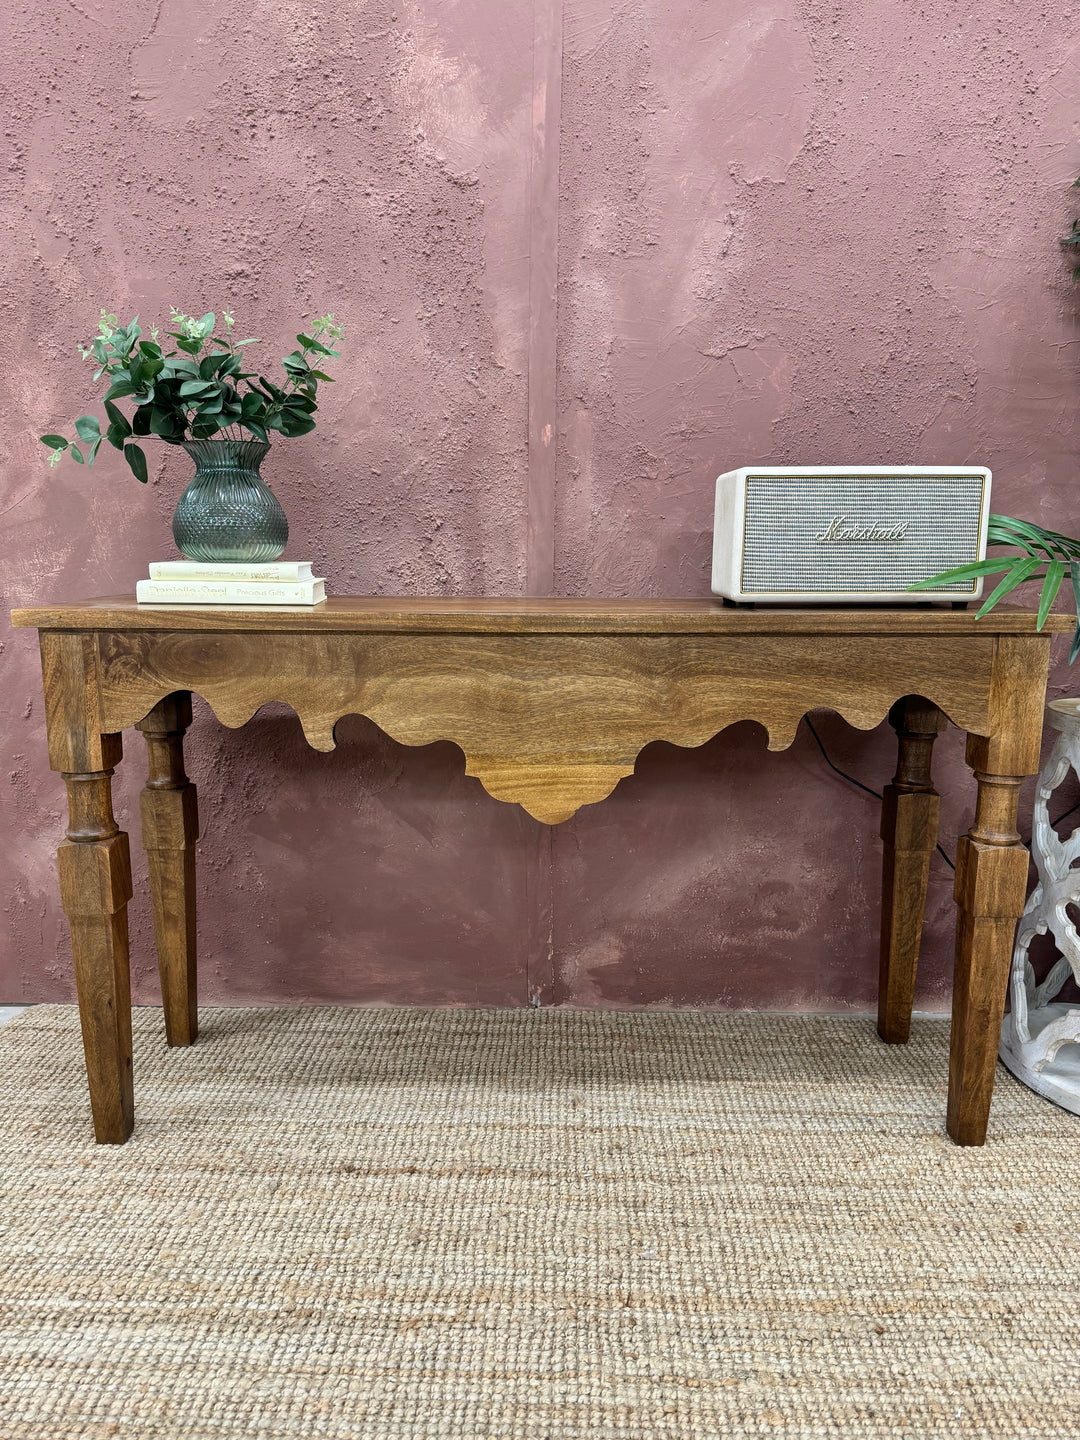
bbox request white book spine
[137,579,326,605]
[148,561,313,582]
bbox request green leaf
[106,423,127,451]
[124,443,148,482]
[992,528,1043,553]
[234,338,261,347]
[297,334,335,356]
[39,434,69,450]
[986,530,1040,560]
[1069,563,1080,665]
[104,379,137,402]
[243,419,269,444]
[149,376,177,405]
[138,340,162,359]
[103,400,131,436]
[197,312,215,338]
[69,443,84,464]
[86,435,103,466]
[279,414,316,436]
[131,406,152,437]
[179,378,217,398]
[989,514,1077,559]
[74,414,101,443]
[308,370,334,382]
[166,356,201,376]
[975,555,1042,619]
[908,558,1013,590]
[1037,560,1066,630]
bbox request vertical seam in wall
[524,0,562,1005]
[526,825,556,1006]
[525,0,562,598]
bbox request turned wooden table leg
[39,632,135,1143]
[878,697,946,1044]
[137,694,199,1047]
[58,764,135,1143]
[947,770,1030,1145]
[947,636,1050,1146]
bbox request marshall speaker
[711,465,992,604]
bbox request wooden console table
[10,597,1070,1147]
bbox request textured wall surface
[2,0,1079,1011]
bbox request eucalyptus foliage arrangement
[911,176,1080,661]
[40,307,345,482]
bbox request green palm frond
[910,513,1080,663]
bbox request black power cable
[1048,799,1080,832]
[804,716,1080,872]
[803,716,957,870]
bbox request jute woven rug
[1,1006,1079,1439]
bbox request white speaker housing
[711,465,992,604]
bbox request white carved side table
[1000,697,1080,1112]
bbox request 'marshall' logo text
[813,517,909,542]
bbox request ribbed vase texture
[172,440,288,562]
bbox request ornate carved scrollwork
[96,630,993,825]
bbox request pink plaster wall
[2,0,1079,1011]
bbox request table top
[11,596,1076,636]
[9,596,1075,637]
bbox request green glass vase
[172,439,288,562]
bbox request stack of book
[136,560,327,606]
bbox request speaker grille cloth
[740,474,985,593]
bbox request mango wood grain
[137,694,199,1047]
[13,598,1067,1146]
[39,632,133,1143]
[11,596,1076,636]
[61,776,134,1145]
[946,636,1052,1145]
[878,697,946,1045]
[95,630,996,823]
